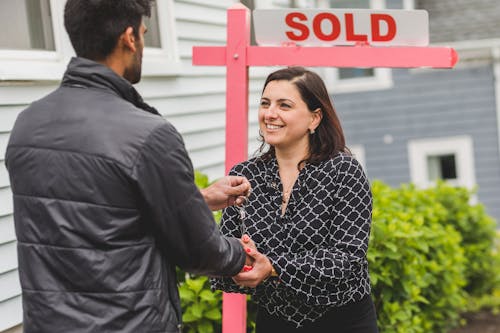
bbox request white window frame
[403,0,415,10]
[0,0,70,81]
[407,136,476,190]
[0,0,180,81]
[142,0,181,77]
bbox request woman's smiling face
[258,79,319,152]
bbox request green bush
[370,181,467,333]
[174,172,224,333]
[179,275,222,333]
[423,183,499,296]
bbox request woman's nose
[264,105,278,119]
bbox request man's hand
[200,176,251,211]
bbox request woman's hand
[240,234,257,269]
[233,246,273,288]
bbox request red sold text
[285,12,397,43]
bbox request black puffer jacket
[5,57,245,333]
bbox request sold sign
[253,9,429,46]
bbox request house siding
[336,64,500,222]
[417,0,500,43]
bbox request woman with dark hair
[211,67,378,332]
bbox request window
[144,2,162,48]
[407,136,476,189]
[0,0,69,80]
[258,0,317,8]
[0,0,179,81]
[427,154,457,181]
[0,0,55,51]
[141,0,180,76]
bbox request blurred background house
[0,0,498,331]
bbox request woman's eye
[260,101,269,107]
[280,103,291,109]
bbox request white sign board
[253,9,429,47]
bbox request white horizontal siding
[183,129,225,151]
[176,20,227,43]
[0,162,9,188]
[0,242,17,274]
[0,84,58,106]
[0,133,9,162]
[190,144,225,169]
[169,110,225,134]
[0,188,13,217]
[0,296,22,332]
[152,93,225,116]
[175,1,227,25]
[0,270,20,302]
[175,0,235,10]
[0,106,24,134]
[198,164,225,180]
[0,215,15,245]
[137,76,226,98]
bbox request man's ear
[121,27,137,52]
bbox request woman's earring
[309,128,315,135]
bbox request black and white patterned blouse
[210,153,373,327]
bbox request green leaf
[179,286,196,303]
[190,303,204,319]
[182,309,198,323]
[198,321,214,333]
[204,308,222,320]
[186,276,208,294]
[200,290,217,302]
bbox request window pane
[144,2,161,48]
[272,0,317,8]
[339,68,374,79]
[427,154,457,181]
[329,0,370,8]
[0,0,55,50]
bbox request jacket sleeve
[132,122,245,277]
[269,157,372,305]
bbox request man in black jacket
[5,1,251,332]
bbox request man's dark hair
[64,0,153,60]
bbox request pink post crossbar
[192,4,458,333]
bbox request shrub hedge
[180,174,499,333]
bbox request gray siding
[417,0,500,43]
[334,65,500,222]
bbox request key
[238,205,247,236]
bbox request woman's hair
[258,67,349,165]
[64,0,153,60]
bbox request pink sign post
[192,4,457,333]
